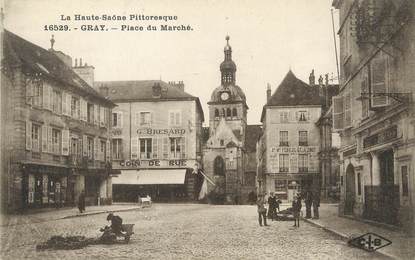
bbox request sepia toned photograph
[0,0,414,259]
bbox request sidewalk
[0,203,142,227]
[302,203,415,260]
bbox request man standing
[78,190,85,213]
[312,190,320,219]
[304,190,313,219]
[268,192,277,221]
[292,194,302,227]
[256,194,268,226]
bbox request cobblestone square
[0,204,388,259]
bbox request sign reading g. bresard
[137,128,186,136]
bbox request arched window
[222,108,226,117]
[226,108,231,117]
[214,109,219,118]
[232,108,237,117]
[214,156,225,176]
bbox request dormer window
[226,108,231,118]
[220,139,224,146]
[232,108,237,118]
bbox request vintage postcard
[1,0,414,259]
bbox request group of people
[256,192,280,226]
[256,190,320,228]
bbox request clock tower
[208,36,248,141]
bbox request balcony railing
[279,142,289,147]
[299,167,308,173]
[299,142,308,146]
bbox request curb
[61,206,143,219]
[302,218,396,260]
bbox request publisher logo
[348,233,392,252]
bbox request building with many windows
[332,0,415,233]
[259,71,324,202]
[94,80,204,202]
[1,31,116,212]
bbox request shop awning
[112,169,187,185]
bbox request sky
[4,0,339,125]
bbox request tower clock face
[221,92,230,101]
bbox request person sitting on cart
[107,213,125,237]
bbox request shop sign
[363,126,397,149]
[119,159,187,168]
[137,128,186,136]
[270,146,317,153]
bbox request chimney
[309,69,315,86]
[72,58,95,89]
[168,81,185,92]
[266,83,271,101]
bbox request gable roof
[266,70,321,107]
[245,125,262,153]
[3,30,114,106]
[96,80,204,121]
[261,70,322,122]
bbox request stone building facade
[202,36,259,204]
[259,71,323,202]
[332,0,415,233]
[94,80,204,202]
[1,30,116,212]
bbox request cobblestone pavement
[0,204,389,260]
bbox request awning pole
[198,169,216,186]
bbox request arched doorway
[345,163,355,215]
[213,156,226,194]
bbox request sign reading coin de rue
[137,128,186,135]
[119,159,187,168]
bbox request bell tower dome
[220,36,236,86]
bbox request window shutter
[162,137,169,159]
[26,82,33,105]
[150,112,153,126]
[43,83,49,110]
[307,111,311,121]
[181,137,186,158]
[66,94,72,116]
[62,92,67,115]
[136,113,141,125]
[344,92,352,128]
[119,112,123,128]
[371,52,389,108]
[41,125,48,152]
[309,154,318,172]
[361,66,369,118]
[131,137,138,159]
[49,85,53,111]
[152,138,159,159]
[100,106,105,126]
[94,105,99,125]
[289,111,295,122]
[47,126,53,153]
[80,98,86,121]
[289,154,298,173]
[175,112,181,126]
[106,139,111,161]
[170,111,176,126]
[94,137,99,160]
[295,111,299,121]
[332,96,344,131]
[82,135,88,157]
[26,121,32,151]
[61,129,70,156]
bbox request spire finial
[50,35,55,50]
[226,35,230,44]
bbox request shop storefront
[22,164,72,208]
[112,167,200,202]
